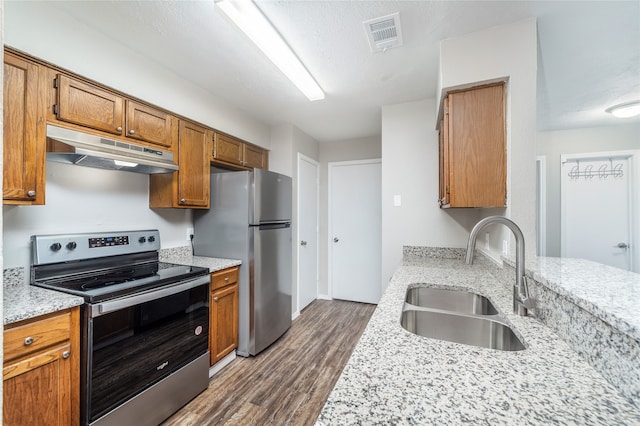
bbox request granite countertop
[3,268,84,325]
[3,247,241,326]
[158,246,241,272]
[317,253,640,424]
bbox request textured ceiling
[9,1,640,142]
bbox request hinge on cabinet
[53,104,59,115]
[53,77,58,89]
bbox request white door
[561,152,635,271]
[329,159,381,304]
[297,154,319,311]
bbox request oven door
[83,275,209,424]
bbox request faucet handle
[519,276,535,310]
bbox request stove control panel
[31,230,161,265]
[89,236,129,248]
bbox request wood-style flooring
[162,299,376,426]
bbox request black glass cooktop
[33,261,209,303]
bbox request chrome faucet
[465,216,533,316]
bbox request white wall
[318,136,381,296]
[381,100,475,289]
[438,18,538,262]
[3,162,192,271]
[537,122,640,256]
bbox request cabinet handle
[62,351,71,359]
[213,297,219,302]
[24,336,34,346]
[27,190,36,197]
[116,126,123,132]
[179,198,186,204]
[224,277,229,282]
[129,129,135,135]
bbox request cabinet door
[125,100,174,148]
[3,53,45,205]
[3,343,72,426]
[210,283,239,365]
[177,120,211,208]
[55,74,124,135]
[244,144,268,170]
[438,98,450,207]
[213,133,244,166]
[447,83,505,208]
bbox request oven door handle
[91,275,210,317]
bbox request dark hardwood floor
[162,299,376,426]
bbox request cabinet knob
[129,129,135,135]
[62,351,71,359]
[179,198,186,204]
[27,190,36,197]
[224,277,229,282]
[24,336,34,346]
[116,126,123,132]
[213,297,219,302]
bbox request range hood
[46,124,179,174]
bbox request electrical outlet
[187,227,194,241]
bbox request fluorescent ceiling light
[606,100,640,118]
[114,160,139,168]
[216,0,325,101]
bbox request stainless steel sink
[401,309,525,351]
[405,287,498,315]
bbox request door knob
[616,242,629,249]
[300,240,307,246]
[333,237,339,243]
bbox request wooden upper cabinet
[3,52,46,205]
[244,143,268,169]
[55,74,124,135]
[439,82,506,208]
[125,100,174,148]
[177,120,211,207]
[149,119,211,209]
[212,132,268,170]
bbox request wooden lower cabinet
[209,267,239,366]
[3,307,80,426]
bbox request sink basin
[401,309,525,351]
[405,287,498,315]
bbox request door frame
[560,149,639,272]
[536,155,547,256]
[296,153,319,316]
[328,158,382,300]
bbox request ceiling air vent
[363,12,403,53]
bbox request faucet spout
[465,216,532,316]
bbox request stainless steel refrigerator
[193,168,292,356]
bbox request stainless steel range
[30,229,210,426]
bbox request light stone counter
[3,268,84,325]
[159,246,241,272]
[317,250,640,425]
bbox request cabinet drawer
[4,311,71,363]
[211,267,239,290]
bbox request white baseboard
[292,310,300,320]
[317,294,331,300]
[208,351,236,378]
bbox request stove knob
[139,236,147,243]
[66,241,77,250]
[50,242,62,252]
[148,236,156,243]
